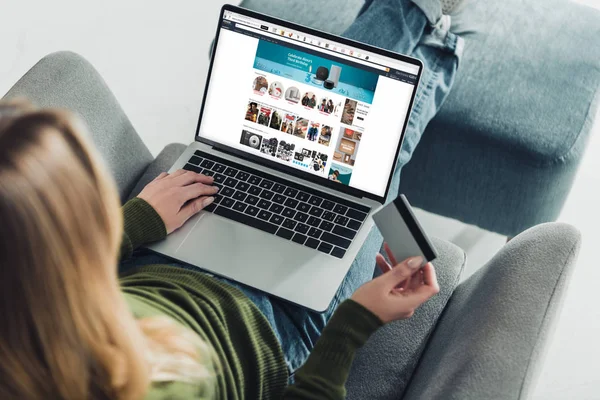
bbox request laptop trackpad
[174,212,320,290]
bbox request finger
[406,270,423,291]
[152,172,169,181]
[178,196,215,222]
[403,269,423,290]
[421,263,440,292]
[380,256,423,290]
[403,264,440,305]
[375,253,392,274]
[173,170,215,186]
[383,243,398,266]
[179,182,219,203]
[167,169,188,178]
[400,274,412,291]
[193,174,215,185]
[403,266,429,292]
[405,285,439,307]
[397,269,412,291]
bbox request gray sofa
[240,0,600,237]
[3,51,583,399]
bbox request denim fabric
[346,0,462,204]
[120,0,462,381]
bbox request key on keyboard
[224,177,238,187]
[296,192,310,202]
[236,171,250,181]
[297,203,310,213]
[272,183,286,193]
[224,167,237,177]
[232,191,247,201]
[245,195,259,205]
[213,164,226,173]
[189,155,203,165]
[200,159,214,169]
[183,164,202,174]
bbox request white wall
[0,0,239,155]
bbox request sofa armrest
[346,237,466,400]
[2,51,153,201]
[403,222,581,400]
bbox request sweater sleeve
[119,198,167,260]
[283,299,383,399]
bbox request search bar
[228,14,262,29]
[236,23,389,72]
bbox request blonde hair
[0,101,215,399]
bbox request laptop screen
[197,8,421,199]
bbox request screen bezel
[195,4,423,204]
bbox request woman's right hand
[351,244,440,324]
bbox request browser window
[199,10,420,198]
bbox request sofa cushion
[400,0,600,235]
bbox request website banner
[253,40,379,104]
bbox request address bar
[229,15,262,29]
[236,23,389,72]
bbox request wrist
[296,300,383,385]
[123,197,167,249]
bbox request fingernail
[214,186,220,192]
[203,197,214,207]
[407,256,423,269]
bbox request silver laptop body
[147,5,422,312]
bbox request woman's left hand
[137,170,218,234]
[350,243,439,323]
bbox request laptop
[147,4,423,312]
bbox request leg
[346,0,463,200]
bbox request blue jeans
[121,0,462,382]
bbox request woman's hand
[137,170,218,234]
[351,243,440,323]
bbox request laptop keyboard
[182,150,370,259]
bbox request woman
[244,102,258,123]
[0,101,438,400]
[328,169,342,183]
[327,100,334,114]
[301,94,310,106]
[318,99,327,112]
[1,0,464,396]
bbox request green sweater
[119,198,383,399]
